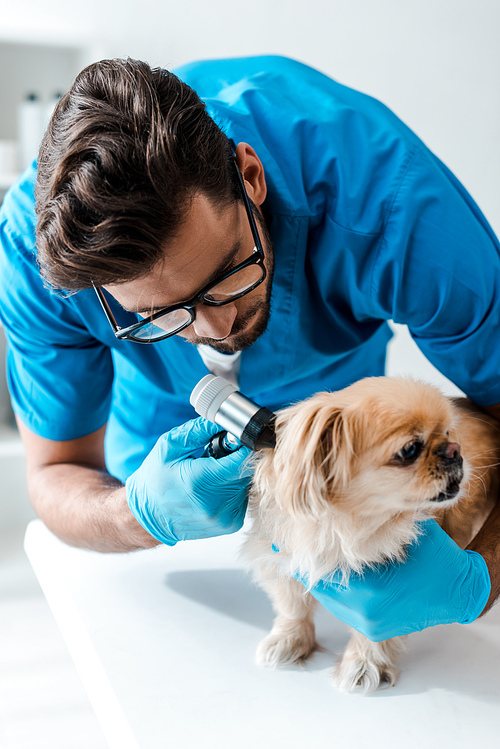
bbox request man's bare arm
[466,401,500,615]
[17,418,159,552]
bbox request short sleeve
[368,146,500,406]
[0,170,114,440]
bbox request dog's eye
[395,440,424,464]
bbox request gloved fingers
[411,518,462,553]
[271,543,345,590]
[412,518,451,547]
[458,550,491,624]
[219,495,249,534]
[395,518,464,576]
[160,416,225,458]
[210,445,255,479]
[182,445,254,490]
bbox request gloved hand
[126,417,253,546]
[275,519,491,641]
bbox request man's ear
[271,395,354,519]
[234,142,267,206]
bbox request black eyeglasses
[93,157,266,343]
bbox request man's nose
[192,303,238,339]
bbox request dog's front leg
[255,571,318,667]
[334,629,408,693]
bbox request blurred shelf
[0,38,92,171]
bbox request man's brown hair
[35,58,238,291]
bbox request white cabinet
[0,324,32,526]
[0,36,92,426]
[0,37,92,195]
[0,324,10,426]
[0,36,94,521]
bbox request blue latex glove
[275,519,491,642]
[126,417,252,546]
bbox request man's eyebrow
[126,240,243,315]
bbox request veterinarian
[1,56,499,642]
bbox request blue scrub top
[1,55,500,482]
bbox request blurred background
[0,1,499,746]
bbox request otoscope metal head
[190,375,276,451]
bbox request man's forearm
[28,462,160,552]
[467,498,500,616]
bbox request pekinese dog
[240,376,500,693]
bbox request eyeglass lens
[202,262,263,302]
[132,262,264,340]
[132,307,193,341]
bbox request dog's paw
[333,656,399,694]
[256,628,317,668]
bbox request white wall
[2,0,499,234]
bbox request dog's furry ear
[271,395,354,518]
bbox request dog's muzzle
[430,442,464,502]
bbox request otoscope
[190,375,276,458]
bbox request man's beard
[192,295,272,353]
[180,204,275,354]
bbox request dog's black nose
[438,441,462,464]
